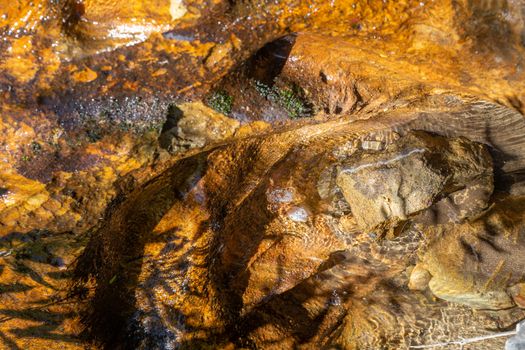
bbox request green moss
[206,90,233,115]
[30,141,42,154]
[253,80,312,119]
[278,86,312,119]
[253,80,274,99]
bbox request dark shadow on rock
[72,152,209,349]
[0,306,81,347]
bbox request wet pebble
[287,206,309,222]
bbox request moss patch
[205,90,233,115]
[253,80,312,119]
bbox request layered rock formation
[1,0,525,349]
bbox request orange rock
[1,0,525,349]
[509,284,525,308]
[71,67,98,83]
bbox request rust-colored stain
[71,67,98,83]
[1,0,525,348]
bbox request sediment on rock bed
[1,0,525,349]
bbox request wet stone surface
[1,0,525,349]
[336,131,493,233]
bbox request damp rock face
[71,95,525,350]
[336,131,493,232]
[2,0,525,349]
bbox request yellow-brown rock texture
[1,0,525,349]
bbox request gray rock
[335,131,493,232]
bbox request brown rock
[73,96,525,349]
[418,198,525,309]
[2,0,525,349]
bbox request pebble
[287,206,309,222]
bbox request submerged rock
[414,198,525,310]
[336,131,493,233]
